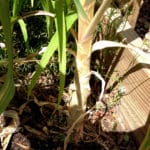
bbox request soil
[0,81,138,150]
[135,0,150,38]
[0,1,150,150]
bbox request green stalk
[0,0,15,114]
[55,0,67,104]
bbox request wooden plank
[104,7,150,144]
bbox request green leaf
[12,0,23,17]
[0,0,15,114]
[139,125,150,150]
[55,0,67,104]
[73,0,89,21]
[18,19,29,52]
[66,12,78,29]
[31,0,34,7]
[12,0,29,53]
[124,134,129,142]
[12,0,19,16]
[41,0,54,38]
[28,12,78,98]
[66,0,72,6]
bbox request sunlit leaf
[92,40,146,55]
[18,19,29,52]
[92,40,127,51]
[31,0,34,7]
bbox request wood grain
[107,17,150,144]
